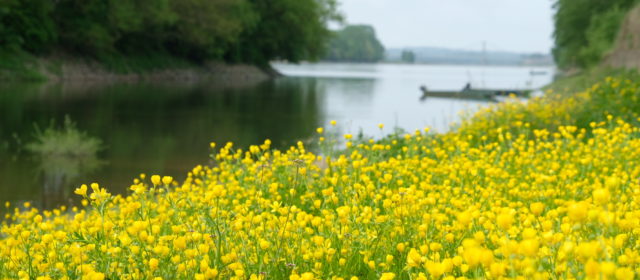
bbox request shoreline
[0,53,281,85]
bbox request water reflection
[23,117,104,209]
[0,79,324,210]
[38,152,103,209]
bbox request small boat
[530,70,548,75]
[420,83,530,101]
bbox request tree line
[0,0,341,67]
[553,0,638,69]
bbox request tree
[157,0,256,61]
[323,25,385,63]
[0,0,342,67]
[226,0,342,66]
[0,0,56,53]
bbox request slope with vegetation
[603,4,640,69]
[552,0,639,69]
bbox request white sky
[338,0,555,53]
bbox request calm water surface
[0,63,554,210]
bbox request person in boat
[462,82,471,92]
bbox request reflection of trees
[38,154,102,209]
[0,78,324,208]
[25,118,103,209]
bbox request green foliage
[544,67,633,96]
[579,7,629,67]
[323,25,385,63]
[227,0,342,66]
[0,0,56,53]
[553,0,638,69]
[0,0,341,70]
[167,0,256,61]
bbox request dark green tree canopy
[0,0,341,66]
[323,24,385,63]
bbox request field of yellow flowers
[2,77,640,279]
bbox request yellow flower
[592,188,610,205]
[151,175,161,186]
[519,239,539,257]
[426,261,445,278]
[568,202,588,223]
[74,184,88,196]
[530,202,545,216]
[496,212,513,230]
[615,267,634,280]
[259,239,271,250]
[87,272,105,280]
[490,262,507,278]
[300,272,314,280]
[584,259,599,279]
[407,248,423,267]
[149,258,159,271]
[162,176,173,185]
[173,236,187,250]
[380,273,395,280]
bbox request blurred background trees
[0,0,341,66]
[323,24,385,62]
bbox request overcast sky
[338,0,555,54]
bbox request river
[0,63,555,209]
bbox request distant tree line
[400,50,415,63]
[323,25,385,63]
[553,0,638,69]
[0,0,341,67]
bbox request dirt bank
[1,54,279,85]
[45,61,275,84]
[603,5,640,69]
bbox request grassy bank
[456,69,640,142]
[2,73,640,279]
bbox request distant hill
[385,47,554,66]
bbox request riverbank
[2,70,640,279]
[0,50,278,84]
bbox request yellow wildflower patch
[2,77,640,279]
